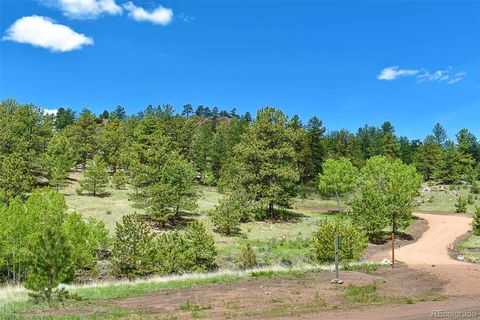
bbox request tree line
[1,98,479,299]
[1,99,478,205]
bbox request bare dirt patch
[111,267,444,319]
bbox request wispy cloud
[56,0,122,19]
[377,66,466,84]
[377,66,419,80]
[2,15,93,52]
[123,1,173,26]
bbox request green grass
[458,233,480,263]
[342,283,383,304]
[61,173,338,268]
[416,184,479,214]
[0,266,333,318]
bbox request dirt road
[390,212,480,296]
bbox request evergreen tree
[97,118,126,172]
[381,121,399,158]
[112,213,154,277]
[182,104,193,118]
[221,107,299,219]
[25,226,75,302]
[54,107,76,131]
[456,128,477,172]
[153,231,195,275]
[46,132,75,191]
[79,155,109,196]
[209,193,247,235]
[111,105,126,121]
[472,207,480,235]
[305,116,326,178]
[237,243,257,269]
[183,221,217,272]
[191,120,214,178]
[69,108,97,170]
[0,99,52,202]
[438,141,463,184]
[432,123,447,146]
[415,135,444,181]
[133,152,198,224]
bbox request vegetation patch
[342,283,383,304]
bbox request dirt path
[375,212,480,296]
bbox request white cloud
[43,108,58,115]
[123,2,173,26]
[2,16,94,52]
[58,0,122,19]
[377,66,419,80]
[377,66,465,84]
[447,72,466,84]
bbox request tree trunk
[268,202,274,219]
[335,189,340,211]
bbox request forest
[1,98,479,302]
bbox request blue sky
[0,0,479,139]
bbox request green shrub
[154,231,196,275]
[473,207,480,236]
[471,182,480,194]
[201,171,216,187]
[63,212,110,273]
[237,243,257,269]
[468,193,475,205]
[455,196,468,213]
[311,219,368,263]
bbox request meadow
[60,173,480,269]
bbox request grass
[0,264,341,318]
[342,283,383,304]
[416,183,479,214]
[61,172,340,269]
[458,233,480,263]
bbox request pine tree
[68,108,97,170]
[80,155,109,196]
[381,121,399,159]
[112,213,154,278]
[472,207,480,235]
[97,119,126,172]
[46,132,75,191]
[54,107,76,130]
[209,193,246,235]
[111,105,126,121]
[25,227,75,302]
[415,135,444,181]
[135,152,198,224]
[182,104,193,118]
[184,221,217,272]
[221,107,299,219]
[432,123,447,146]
